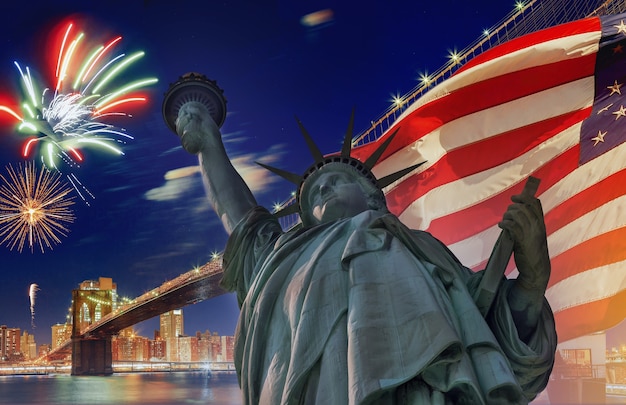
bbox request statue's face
[307,171,370,224]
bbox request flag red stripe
[352,55,596,163]
[549,227,626,289]
[544,167,626,235]
[419,144,581,245]
[456,17,600,75]
[554,288,626,342]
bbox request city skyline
[1,305,235,364]
[1,272,234,347]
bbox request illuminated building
[196,331,211,362]
[193,330,234,363]
[190,337,199,362]
[177,336,194,362]
[112,327,150,361]
[160,309,184,339]
[150,337,166,361]
[222,335,235,363]
[20,331,36,361]
[38,344,50,357]
[207,331,222,362]
[51,323,72,349]
[160,309,184,361]
[0,325,21,361]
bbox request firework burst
[0,21,157,172]
[0,161,75,253]
[29,283,39,328]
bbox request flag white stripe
[546,260,626,313]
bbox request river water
[0,372,243,405]
[4,372,625,404]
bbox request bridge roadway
[46,259,226,361]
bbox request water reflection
[0,372,242,405]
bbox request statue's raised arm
[175,101,256,234]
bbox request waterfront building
[207,331,223,362]
[150,337,166,361]
[51,323,71,349]
[19,331,36,361]
[548,334,607,403]
[0,326,21,361]
[220,335,234,363]
[607,345,626,384]
[176,336,194,362]
[159,309,184,340]
[160,309,184,361]
[112,328,150,361]
[196,331,211,362]
[198,331,235,363]
[38,344,50,358]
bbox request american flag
[352,12,626,342]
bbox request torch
[162,72,227,134]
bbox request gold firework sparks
[0,162,75,253]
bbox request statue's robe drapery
[221,207,556,405]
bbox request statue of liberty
[173,96,556,404]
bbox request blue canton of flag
[581,14,626,164]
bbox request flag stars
[597,103,613,114]
[608,80,622,95]
[613,105,626,120]
[614,43,624,54]
[615,20,626,35]
[591,130,607,146]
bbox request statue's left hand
[499,192,550,293]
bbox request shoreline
[0,361,236,376]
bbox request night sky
[3,1,615,349]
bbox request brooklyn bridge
[45,259,225,375]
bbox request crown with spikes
[256,109,425,224]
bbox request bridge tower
[70,277,116,375]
